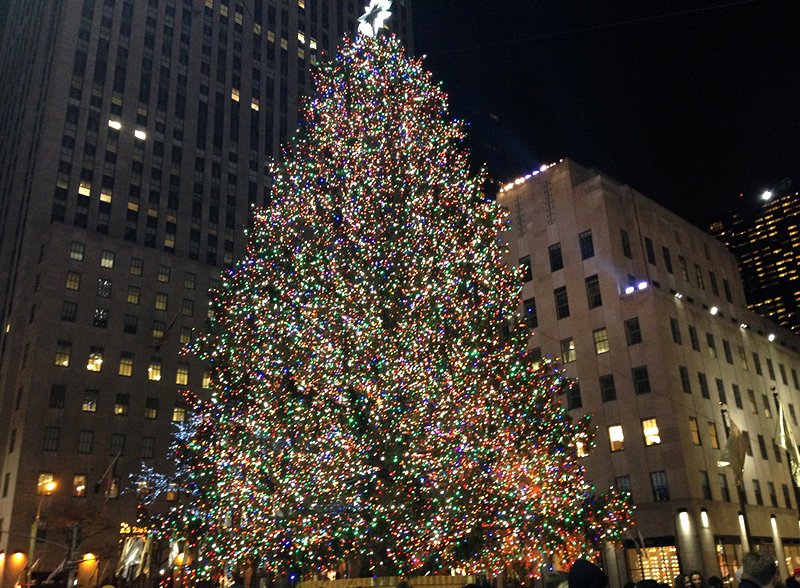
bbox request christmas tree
[148,27,630,582]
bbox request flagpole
[720,403,753,550]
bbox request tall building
[0,1,412,586]
[709,185,800,335]
[498,160,800,585]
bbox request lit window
[642,418,661,446]
[100,190,112,203]
[118,353,134,377]
[708,422,720,449]
[127,286,141,304]
[55,340,71,367]
[560,338,576,363]
[78,182,92,196]
[158,264,171,283]
[148,358,162,381]
[72,474,87,497]
[66,271,81,290]
[82,390,98,412]
[593,328,609,354]
[114,393,129,416]
[144,397,158,420]
[100,250,114,268]
[172,402,186,423]
[155,293,168,311]
[176,363,189,385]
[130,257,143,276]
[575,432,589,458]
[152,321,165,339]
[108,119,122,130]
[608,425,625,452]
[251,98,260,111]
[86,347,103,372]
[688,417,701,445]
[202,371,211,389]
[179,327,192,345]
[70,241,85,261]
[231,88,240,101]
[134,129,147,140]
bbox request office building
[709,185,800,335]
[0,1,412,586]
[498,160,800,585]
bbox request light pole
[28,480,57,587]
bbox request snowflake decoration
[358,0,392,38]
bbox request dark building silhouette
[0,1,412,584]
[709,182,800,335]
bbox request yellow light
[11,552,25,564]
[82,553,96,562]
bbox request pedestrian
[567,559,608,588]
[707,576,724,588]
[674,574,691,588]
[689,571,707,588]
[786,568,800,588]
[543,571,568,588]
[740,551,778,588]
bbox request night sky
[411,0,800,228]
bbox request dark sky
[411,0,800,228]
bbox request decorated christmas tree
[146,11,630,582]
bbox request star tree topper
[358,0,392,38]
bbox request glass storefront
[625,546,680,584]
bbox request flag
[718,417,748,483]
[776,396,800,485]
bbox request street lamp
[28,480,57,586]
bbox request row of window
[563,365,652,410]
[60,304,195,341]
[670,317,800,389]
[522,274,602,327]
[44,384,188,420]
[39,427,163,459]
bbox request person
[568,559,608,588]
[740,551,778,588]
[786,568,800,588]
[634,581,659,588]
[675,575,692,588]
[707,576,724,588]
[543,571,568,588]
[689,571,707,588]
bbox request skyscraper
[0,1,412,584]
[498,160,800,584]
[709,184,800,335]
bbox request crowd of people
[539,550,788,588]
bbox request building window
[110,433,125,456]
[49,384,66,408]
[127,286,141,304]
[55,340,72,367]
[148,358,162,381]
[747,389,758,414]
[523,297,537,329]
[608,425,624,452]
[566,383,582,410]
[181,299,194,317]
[723,278,733,303]
[118,353,134,377]
[766,358,776,381]
[114,393,130,416]
[77,430,93,454]
[708,422,719,449]
[86,347,104,372]
[144,397,159,419]
[560,338,576,363]
[632,366,651,395]
[155,292,168,311]
[184,272,196,290]
[679,366,691,394]
[709,271,719,296]
[644,237,656,265]
[578,230,594,259]
[688,326,700,351]
[158,264,171,282]
[791,404,799,425]
[792,368,799,390]
[779,364,789,386]
[96,278,112,298]
[723,340,733,364]
[72,474,87,497]
[688,417,701,445]
[599,374,616,402]
[123,314,138,334]
[82,389,98,412]
[642,418,661,445]
[554,286,569,319]
[706,333,717,358]
[678,255,689,281]
[742,432,753,456]
[752,352,762,375]
[698,373,710,399]
[757,434,769,460]
[66,271,81,290]
[61,301,78,322]
[141,436,156,459]
[752,480,763,506]
[130,257,143,275]
[738,346,748,370]
[715,379,727,404]
[783,484,793,509]
[585,274,602,308]
[694,264,705,289]
[70,241,85,261]
[733,384,743,409]
[172,402,187,422]
[43,427,60,451]
[93,307,109,328]
[203,371,212,389]
[670,318,682,344]
[37,473,56,495]
[548,243,563,272]
[719,473,731,502]
[620,229,632,258]
[624,317,642,345]
[615,475,632,499]
[762,394,772,418]
[100,250,115,268]
[650,471,670,501]
[662,246,673,273]
[593,328,609,354]
[700,470,712,500]
[519,255,532,282]
[176,363,190,385]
